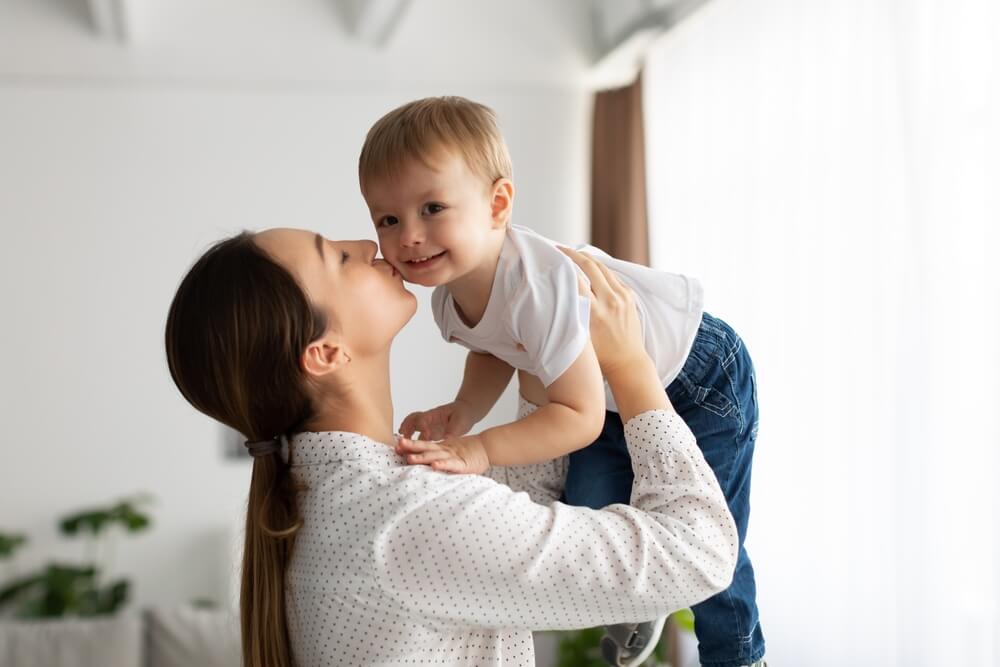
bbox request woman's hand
[395,434,491,475]
[559,247,646,377]
[559,247,671,420]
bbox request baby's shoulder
[505,226,581,298]
[507,224,573,272]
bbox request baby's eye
[378,216,399,228]
[421,203,445,216]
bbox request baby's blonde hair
[359,96,513,192]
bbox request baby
[358,97,766,667]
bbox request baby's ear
[490,178,515,227]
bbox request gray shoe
[599,616,667,667]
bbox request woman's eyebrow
[314,233,326,262]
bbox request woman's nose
[362,240,378,261]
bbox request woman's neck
[304,353,397,446]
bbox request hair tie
[245,436,282,458]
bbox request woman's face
[254,228,417,356]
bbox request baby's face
[363,149,502,287]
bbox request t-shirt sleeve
[430,286,450,342]
[508,258,591,387]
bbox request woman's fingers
[558,247,645,375]
[591,257,627,297]
[559,247,611,299]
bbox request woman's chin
[392,294,419,333]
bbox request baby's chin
[401,272,449,288]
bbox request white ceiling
[0,0,709,88]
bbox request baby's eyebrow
[367,188,447,216]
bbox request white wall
[644,0,1000,665]
[0,0,591,612]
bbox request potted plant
[0,495,153,619]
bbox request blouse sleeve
[372,409,738,631]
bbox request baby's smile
[403,250,448,271]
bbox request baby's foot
[599,616,667,667]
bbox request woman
[165,228,737,667]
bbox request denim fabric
[563,312,765,667]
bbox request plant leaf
[0,533,27,559]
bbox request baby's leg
[667,312,764,667]
[563,410,631,507]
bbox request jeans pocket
[693,384,737,419]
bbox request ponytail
[165,232,327,667]
[240,450,302,667]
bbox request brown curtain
[590,73,649,266]
[593,73,685,667]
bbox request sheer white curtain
[643,0,999,664]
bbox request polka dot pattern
[282,402,737,666]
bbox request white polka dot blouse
[281,400,737,666]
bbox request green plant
[0,495,153,619]
[555,608,696,667]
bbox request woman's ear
[490,178,515,228]
[301,337,352,379]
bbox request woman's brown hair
[165,232,327,667]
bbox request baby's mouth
[405,251,447,268]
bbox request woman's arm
[564,247,670,422]
[378,250,738,629]
[375,409,737,630]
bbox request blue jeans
[564,312,765,667]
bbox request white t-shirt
[431,224,704,412]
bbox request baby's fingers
[422,424,447,441]
[430,459,471,474]
[395,436,440,455]
[399,412,424,439]
[405,450,456,466]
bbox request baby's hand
[399,400,477,441]
[395,434,490,475]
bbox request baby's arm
[400,340,606,472]
[455,352,517,427]
[479,340,605,465]
[400,351,514,441]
